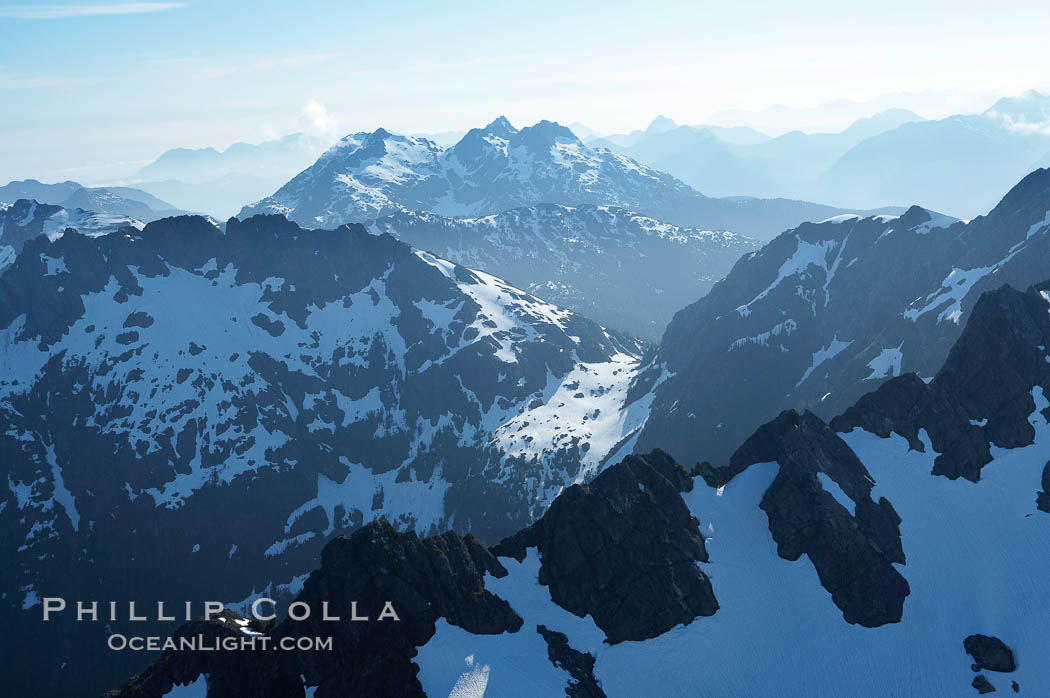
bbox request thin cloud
[299,100,340,140]
[0,3,185,19]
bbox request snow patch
[866,344,903,380]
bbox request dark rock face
[718,411,909,627]
[833,282,1050,481]
[536,625,605,698]
[109,521,521,698]
[110,452,715,696]
[1038,460,1050,513]
[104,610,299,698]
[637,169,1050,469]
[965,634,1017,673]
[495,450,718,643]
[973,675,996,694]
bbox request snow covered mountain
[0,213,656,698]
[367,204,761,340]
[0,179,188,222]
[110,278,1050,697]
[0,198,143,272]
[634,168,1050,468]
[239,118,896,240]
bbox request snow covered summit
[238,118,887,239]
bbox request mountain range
[239,117,899,240]
[589,110,923,202]
[5,103,1050,698]
[592,91,1050,218]
[128,133,330,219]
[366,204,760,340]
[0,179,188,222]
[108,270,1050,697]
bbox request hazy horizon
[3,0,1050,184]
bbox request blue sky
[2,0,1050,183]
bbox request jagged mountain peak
[239,116,891,236]
[646,114,678,133]
[983,89,1050,124]
[986,166,1050,215]
[481,115,517,137]
[517,119,580,145]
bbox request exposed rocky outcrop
[965,634,1017,673]
[537,625,605,698]
[833,282,1050,481]
[110,521,521,697]
[973,675,996,694]
[1038,460,1050,513]
[494,450,718,643]
[110,452,718,696]
[104,610,297,698]
[711,410,909,627]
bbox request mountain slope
[0,198,143,271]
[239,118,897,240]
[367,204,761,340]
[635,169,1050,468]
[109,279,1050,697]
[0,214,652,697]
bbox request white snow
[866,344,903,380]
[282,458,450,538]
[728,319,797,352]
[796,336,852,387]
[904,265,996,324]
[22,588,39,610]
[41,253,68,276]
[816,471,856,515]
[418,391,1050,696]
[910,211,956,235]
[163,675,208,697]
[44,443,79,531]
[739,235,838,313]
[416,551,594,697]
[819,214,861,224]
[905,211,1047,324]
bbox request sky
[2,0,1050,183]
